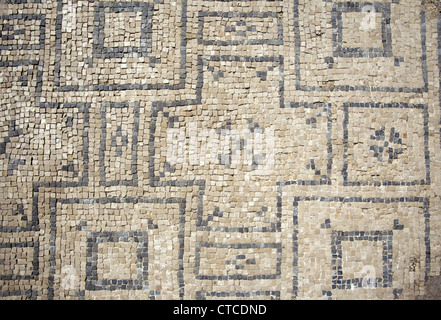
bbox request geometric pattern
[54,0,186,90]
[85,231,149,291]
[331,2,393,58]
[99,102,139,186]
[1,0,441,300]
[93,2,154,60]
[331,230,394,289]
[289,0,428,93]
[342,103,430,186]
[288,195,431,299]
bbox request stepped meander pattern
[1,0,441,300]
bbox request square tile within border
[85,231,149,291]
[332,1,392,58]
[47,197,186,299]
[286,196,430,299]
[342,103,430,186]
[54,0,188,91]
[93,1,154,59]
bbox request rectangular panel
[286,0,428,93]
[100,102,139,187]
[195,242,282,280]
[31,103,89,186]
[49,197,185,300]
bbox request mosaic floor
[1,0,441,300]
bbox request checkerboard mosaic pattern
[1,0,441,300]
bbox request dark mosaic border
[0,290,38,299]
[85,231,149,291]
[331,230,393,289]
[194,242,282,280]
[331,2,392,58]
[47,196,186,299]
[198,11,283,46]
[287,196,430,299]
[342,103,430,186]
[293,0,428,92]
[54,0,188,91]
[100,102,139,187]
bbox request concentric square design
[287,0,428,93]
[86,231,149,291]
[49,196,186,299]
[0,14,45,51]
[332,2,392,58]
[93,2,154,60]
[285,194,431,299]
[331,230,393,289]
[55,0,187,90]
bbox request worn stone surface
[0,0,441,300]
